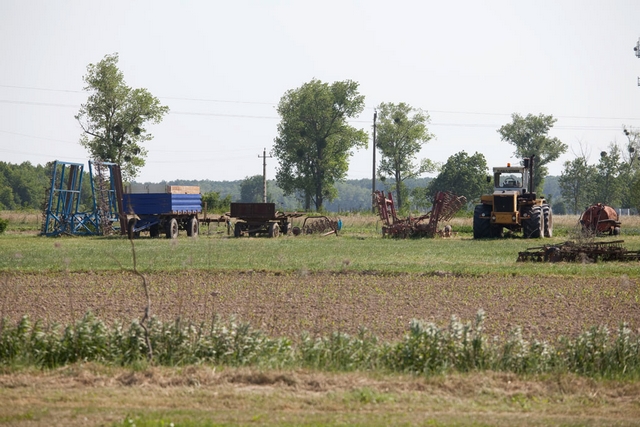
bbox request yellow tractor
[473,155,552,239]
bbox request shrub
[0,217,8,234]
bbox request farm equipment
[579,203,621,236]
[231,202,303,237]
[473,155,552,239]
[292,215,341,236]
[517,240,640,263]
[123,184,202,238]
[374,190,467,238]
[41,160,124,236]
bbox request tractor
[473,155,552,239]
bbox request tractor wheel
[127,218,138,240]
[166,218,179,239]
[542,204,553,238]
[473,204,490,238]
[613,226,621,236]
[523,205,543,238]
[268,222,280,238]
[186,216,199,237]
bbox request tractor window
[496,173,523,188]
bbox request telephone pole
[259,148,272,203]
[371,110,377,213]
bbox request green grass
[1,231,639,277]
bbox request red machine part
[579,203,621,235]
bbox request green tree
[273,79,367,211]
[427,151,491,203]
[375,102,434,211]
[497,113,567,193]
[623,127,640,210]
[559,156,595,214]
[202,191,232,214]
[76,53,169,181]
[240,175,270,203]
[593,145,624,207]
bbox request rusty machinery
[579,203,621,236]
[517,240,640,263]
[374,190,467,238]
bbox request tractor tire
[166,218,179,239]
[473,204,492,239]
[542,204,553,238]
[186,216,199,237]
[268,222,280,238]
[523,205,543,238]
[613,226,621,236]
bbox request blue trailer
[124,189,202,238]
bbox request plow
[517,240,640,263]
[374,190,467,238]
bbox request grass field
[1,211,640,426]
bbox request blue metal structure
[41,160,123,236]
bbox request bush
[0,217,8,234]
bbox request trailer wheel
[150,224,160,238]
[234,222,243,238]
[166,218,179,239]
[127,218,138,239]
[268,222,280,238]
[186,217,198,237]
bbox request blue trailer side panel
[124,193,202,215]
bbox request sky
[2,0,640,183]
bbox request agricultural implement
[41,160,124,236]
[579,203,621,236]
[291,215,341,236]
[231,202,303,237]
[517,240,640,263]
[374,190,467,238]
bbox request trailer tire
[542,204,553,238]
[127,218,138,240]
[166,218,179,239]
[234,222,243,238]
[150,224,160,238]
[268,222,280,238]
[186,216,198,237]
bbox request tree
[497,113,567,194]
[427,151,492,203]
[593,145,624,207]
[559,156,595,214]
[273,79,367,211]
[201,191,231,214]
[623,127,640,210]
[240,175,270,203]
[76,53,169,180]
[376,102,435,211]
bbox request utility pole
[371,110,377,213]
[634,38,640,86]
[258,148,272,203]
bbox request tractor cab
[492,164,528,195]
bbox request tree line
[4,53,640,215]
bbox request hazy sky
[2,0,640,183]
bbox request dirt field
[2,270,639,342]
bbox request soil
[2,270,639,342]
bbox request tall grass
[2,311,639,379]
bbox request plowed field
[2,270,639,341]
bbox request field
[1,211,640,426]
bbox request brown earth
[2,270,639,341]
